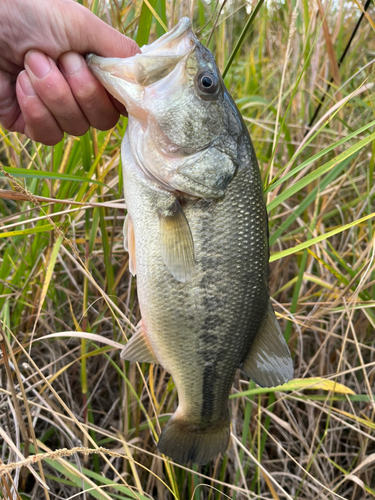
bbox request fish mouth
[86,17,196,116]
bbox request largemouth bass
[87,18,293,465]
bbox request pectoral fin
[241,302,293,387]
[159,199,195,283]
[121,320,158,364]
[124,214,136,276]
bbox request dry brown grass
[1,0,375,499]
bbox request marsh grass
[1,0,375,498]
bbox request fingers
[3,48,123,146]
[0,0,142,145]
[16,70,63,145]
[20,49,122,144]
[0,70,21,131]
[59,52,120,130]
[24,50,89,137]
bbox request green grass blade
[222,0,265,78]
[268,130,375,213]
[266,119,375,193]
[0,166,108,188]
[136,0,160,47]
[271,210,375,262]
[0,224,55,238]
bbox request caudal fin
[157,417,230,465]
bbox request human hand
[0,0,140,145]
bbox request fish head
[87,18,243,198]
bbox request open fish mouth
[86,18,196,114]
[87,17,231,199]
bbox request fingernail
[59,52,84,75]
[18,71,36,96]
[25,50,52,79]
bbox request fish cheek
[172,147,237,198]
[147,89,224,151]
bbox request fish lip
[87,17,194,70]
[86,18,199,120]
[86,17,196,94]
[141,17,193,55]
[86,53,136,81]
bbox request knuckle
[25,101,49,125]
[56,109,77,122]
[47,86,70,109]
[75,81,101,108]
[0,95,15,115]
[34,72,71,109]
[0,73,18,129]
[25,109,46,126]
[0,105,19,131]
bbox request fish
[87,18,293,465]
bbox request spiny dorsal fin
[124,214,136,276]
[121,320,158,364]
[241,302,293,387]
[159,199,195,283]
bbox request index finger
[59,51,120,131]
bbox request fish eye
[201,75,213,88]
[196,71,219,96]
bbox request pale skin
[0,0,140,145]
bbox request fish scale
[87,17,293,465]
[123,131,269,444]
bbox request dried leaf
[37,331,124,350]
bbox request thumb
[62,2,141,58]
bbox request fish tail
[157,415,230,465]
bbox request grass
[1,0,375,499]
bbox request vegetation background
[1,0,375,498]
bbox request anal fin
[159,199,195,283]
[121,320,158,364]
[241,302,293,387]
[124,213,136,276]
